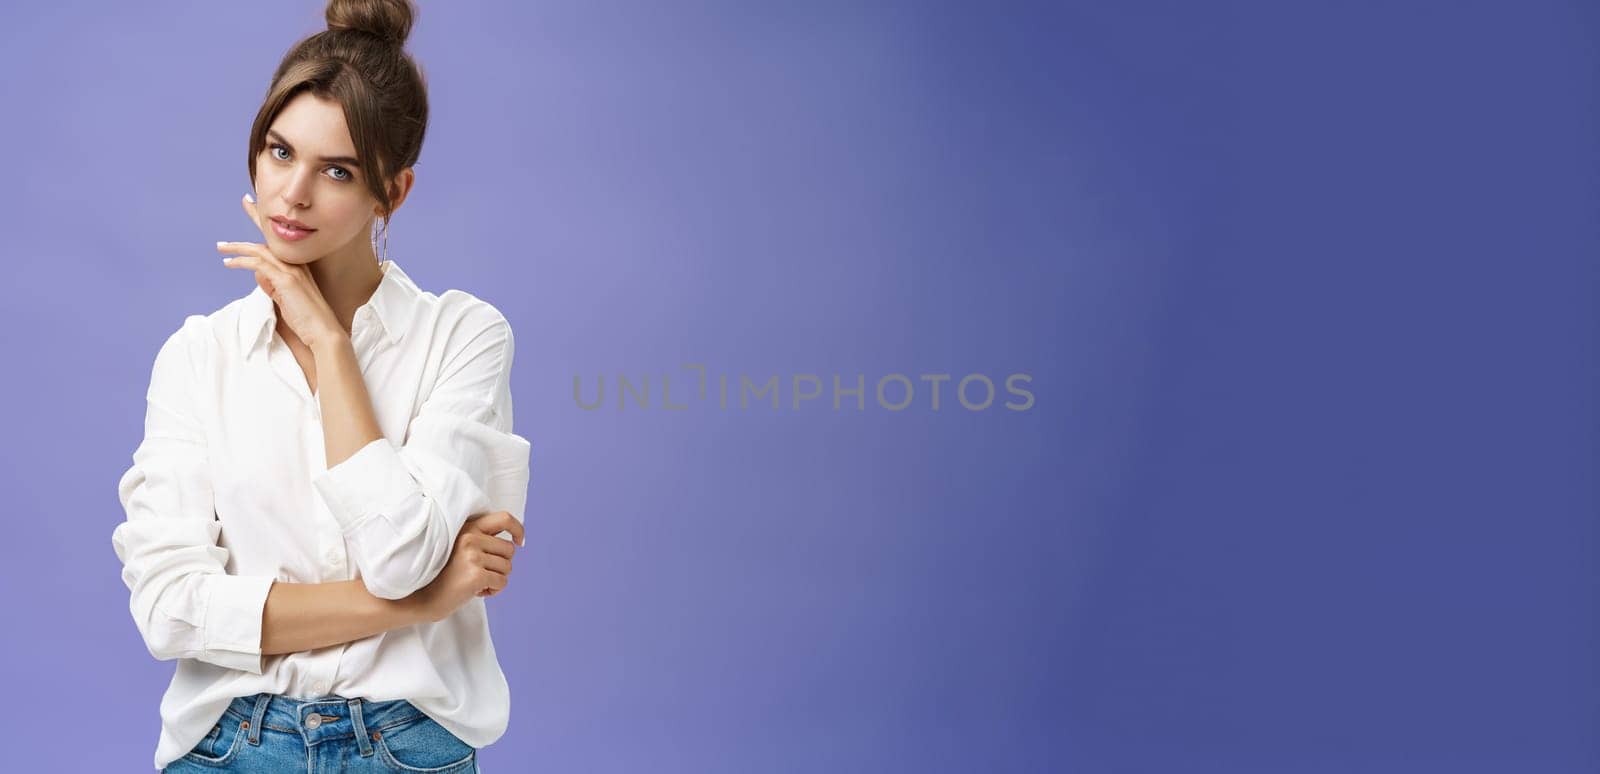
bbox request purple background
[1,1,1594,771]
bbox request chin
[267,243,316,263]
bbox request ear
[376,168,417,218]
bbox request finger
[468,532,516,560]
[477,567,508,591]
[217,242,301,281]
[242,193,281,245]
[217,241,288,270]
[476,553,512,576]
[218,253,290,289]
[218,250,300,286]
[218,252,278,275]
[467,511,525,547]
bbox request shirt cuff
[204,574,275,675]
[311,438,421,533]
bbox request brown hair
[246,0,428,225]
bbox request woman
[110,1,530,771]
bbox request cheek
[324,198,374,233]
[255,165,287,196]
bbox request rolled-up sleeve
[111,317,275,674]
[311,306,532,601]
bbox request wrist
[396,587,441,626]
[308,328,352,357]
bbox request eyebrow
[266,130,362,168]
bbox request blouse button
[324,548,340,565]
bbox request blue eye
[267,144,353,183]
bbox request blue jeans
[161,692,480,773]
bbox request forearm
[308,333,442,599]
[312,333,384,468]
[260,579,430,656]
[306,319,528,601]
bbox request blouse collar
[237,258,419,357]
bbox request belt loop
[349,698,374,757]
[247,693,270,745]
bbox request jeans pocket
[179,716,248,767]
[372,714,476,773]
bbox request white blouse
[110,259,532,771]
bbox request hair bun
[325,0,415,46]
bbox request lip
[271,215,316,230]
[270,217,317,242]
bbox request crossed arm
[112,309,530,671]
[250,314,417,656]
[260,579,429,656]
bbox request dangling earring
[371,216,389,263]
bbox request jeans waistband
[220,692,429,749]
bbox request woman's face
[251,92,381,265]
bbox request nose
[278,164,315,212]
